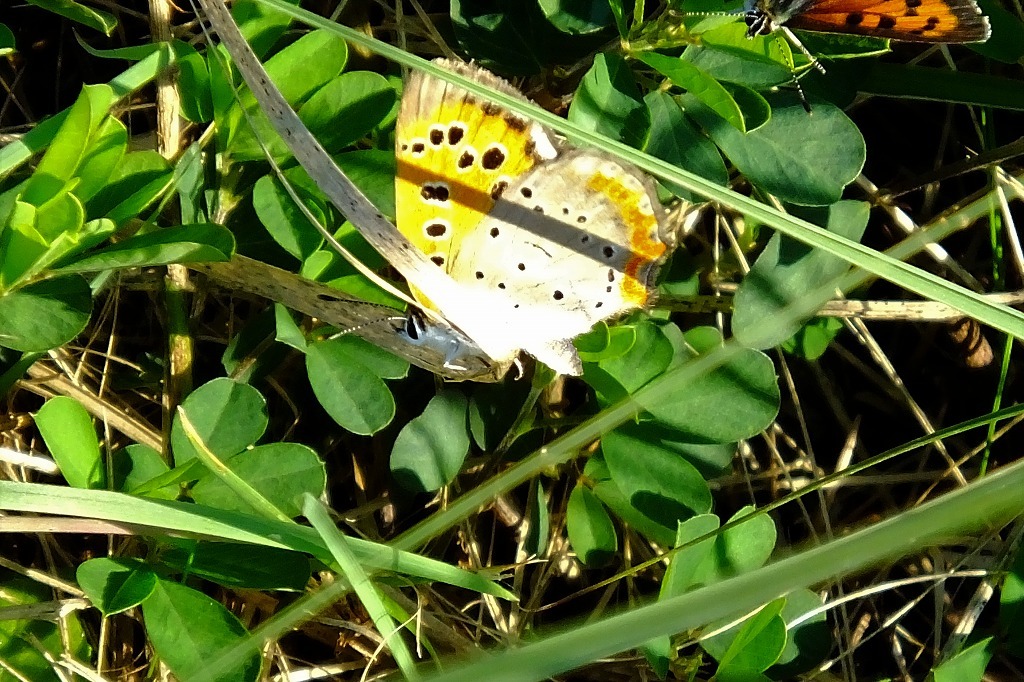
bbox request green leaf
[85,150,173,223]
[252,173,326,259]
[693,506,777,586]
[306,338,396,435]
[642,327,779,441]
[849,62,1024,110]
[639,52,745,132]
[174,40,214,123]
[35,396,105,489]
[232,0,296,58]
[177,142,206,224]
[192,442,327,518]
[70,116,127,203]
[0,275,92,352]
[566,484,618,566]
[77,557,158,616]
[608,0,629,37]
[538,0,614,35]
[160,541,311,591]
[55,223,234,273]
[299,71,396,153]
[583,319,674,398]
[576,324,636,362]
[26,0,117,35]
[733,201,870,349]
[335,149,398,220]
[684,43,794,90]
[768,589,830,678]
[111,444,175,499]
[721,81,771,131]
[0,193,92,288]
[391,389,471,492]
[142,579,261,682]
[704,598,787,673]
[22,85,115,207]
[450,0,605,73]
[321,334,409,380]
[662,515,721,597]
[170,378,269,466]
[275,304,307,351]
[684,92,866,206]
[932,637,995,682]
[795,32,890,60]
[523,479,551,558]
[643,90,728,200]
[602,424,713,528]
[780,316,845,360]
[468,378,532,450]
[589,455,679,547]
[227,29,348,161]
[569,53,650,149]
[0,24,15,56]
[692,20,797,76]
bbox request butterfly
[391,59,675,378]
[743,0,991,43]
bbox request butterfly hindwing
[445,150,672,374]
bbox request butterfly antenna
[331,314,408,339]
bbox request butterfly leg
[781,27,827,75]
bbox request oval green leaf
[192,442,326,518]
[0,275,91,352]
[603,424,713,525]
[142,579,261,682]
[568,53,650,149]
[35,396,105,489]
[640,52,745,132]
[643,91,728,200]
[77,557,158,616]
[299,71,396,154]
[84,150,172,223]
[306,338,396,435]
[538,0,614,35]
[391,389,471,492]
[170,378,269,466]
[733,200,870,349]
[252,174,326,260]
[684,92,866,206]
[643,327,780,442]
[55,223,234,273]
[566,483,618,567]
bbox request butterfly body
[393,60,673,377]
[744,0,990,42]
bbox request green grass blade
[428,458,1024,681]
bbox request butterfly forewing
[391,61,673,377]
[394,60,559,299]
[776,0,990,41]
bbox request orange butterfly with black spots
[743,0,990,43]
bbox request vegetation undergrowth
[1,0,1023,680]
